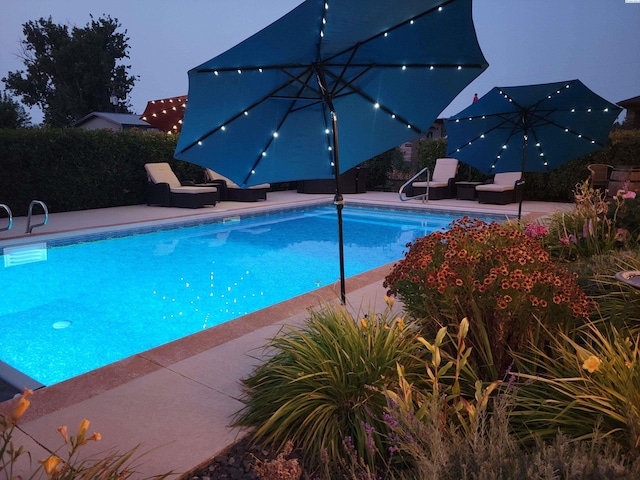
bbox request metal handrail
[26,200,49,234]
[399,167,430,202]
[0,203,13,232]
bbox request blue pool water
[0,205,502,385]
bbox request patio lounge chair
[475,171,524,205]
[144,162,219,208]
[411,158,459,200]
[204,169,269,202]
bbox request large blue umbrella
[445,80,621,175]
[175,0,488,301]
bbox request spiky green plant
[233,302,427,473]
[512,319,640,450]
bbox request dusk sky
[1,0,639,125]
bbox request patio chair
[203,169,269,202]
[144,162,219,208]
[587,163,613,192]
[475,171,524,205]
[411,158,459,200]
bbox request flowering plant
[546,181,640,259]
[384,216,595,379]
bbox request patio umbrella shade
[175,0,488,301]
[445,79,622,175]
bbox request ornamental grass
[233,302,426,474]
[384,216,595,379]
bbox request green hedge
[0,129,202,216]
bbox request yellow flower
[11,388,33,421]
[360,318,367,329]
[39,455,62,475]
[384,295,395,307]
[77,418,90,437]
[626,361,633,369]
[395,317,404,329]
[582,355,601,373]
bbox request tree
[2,15,136,127]
[0,91,31,128]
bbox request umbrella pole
[518,133,528,220]
[331,111,347,304]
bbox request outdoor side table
[455,181,482,200]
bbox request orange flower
[39,455,62,475]
[395,317,404,330]
[11,388,33,421]
[582,355,602,373]
[57,425,69,443]
[359,318,367,329]
[383,295,395,307]
[78,418,90,437]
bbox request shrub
[384,217,595,379]
[233,302,426,474]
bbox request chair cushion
[145,163,182,189]
[431,158,459,183]
[412,181,449,188]
[205,169,270,189]
[475,183,514,193]
[492,172,521,186]
[171,186,218,194]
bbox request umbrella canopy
[175,0,488,187]
[141,96,187,133]
[175,0,488,301]
[445,79,622,175]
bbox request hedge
[0,129,200,216]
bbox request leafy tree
[2,15,136,127]
[0,91,31,128]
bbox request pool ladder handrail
[26,200,49,234]
[0,203,13,232]
[399,167,430,203]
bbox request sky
[1,0,639,125]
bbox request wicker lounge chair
[203,169,269,202]
[475,172,524,205]
[144,162,219,208]
[411,158,459,200]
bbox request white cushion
[412,181,449,188]
[412,158,458,189]
[475,172,522,192]
[475,183,514,193]
[205,169,270,189]
[431,158,459,183]
[171,185,217,194]
[145,162,182,189]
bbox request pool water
[0,205,501,385]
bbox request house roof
[618,96,640,109]
[74,112,154,128]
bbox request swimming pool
[0,204,503,386]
